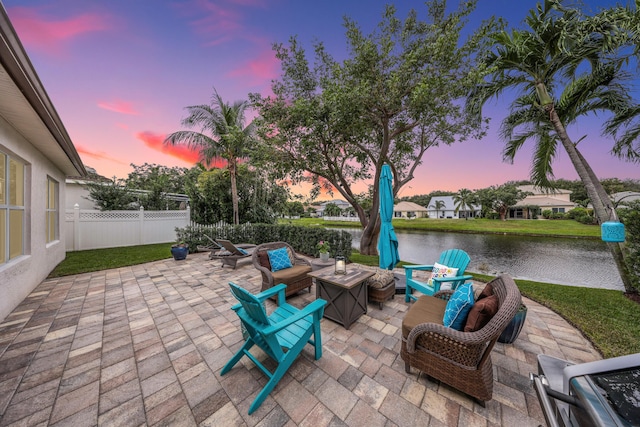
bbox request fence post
[186,206,190,226]
[139,206,144,245]
[73,203,80,251]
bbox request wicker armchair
[252,242,313,298]
[401,274,522,405]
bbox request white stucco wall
[0,115,67,322]
[65,180,96,209]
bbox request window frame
[46,176,59,243]
[0,151,26,264]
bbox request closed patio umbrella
[378,163,399,270]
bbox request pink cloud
[75,144,127,165]
[7,6,110,55]
[138,131,231,169]
[177,0,243,46]
[97,100,140,116]
[138,131,201,164]
[227,50,280,85]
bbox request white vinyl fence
[65,205,190,251]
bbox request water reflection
[340,228,623,291]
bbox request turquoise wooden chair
[221,282,326,415]
[404,249,473,302]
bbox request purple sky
[4,0,638,197]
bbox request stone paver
[0,252,601,426]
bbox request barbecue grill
[531,353,640,427]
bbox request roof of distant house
[394,201,428,212]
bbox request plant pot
[319,252,330,262]
[171,245,188,261]
[498,304,527,344]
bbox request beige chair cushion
[271,264,311,282]
[402,295,448,339]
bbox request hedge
[176,223,353,261]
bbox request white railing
[65,205,190,251]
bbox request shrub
[575,214,595,225]
[541,210,552,219]
[619,202,640,292]
[176,223,353,260]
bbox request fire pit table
[308,266,374,330]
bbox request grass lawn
[50,243,639,359]
[48,243,173,278]
[284,217,601,238]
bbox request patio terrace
[0,253,601,426]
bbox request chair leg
[221,340,254,375]
[248,335,310,415]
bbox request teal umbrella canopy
[378,164,399,270]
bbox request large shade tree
[466,0,640,292]
[251,1,497,254]
[165,89,256,225]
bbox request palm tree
[429,200,445,219]
[165,88,255,225]
[453,189,475,220]
[466,1,638,292]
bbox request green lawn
[48,243,173,278]
[285,217,601,238]
[50,238,639,359]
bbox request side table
[308,266,374,330]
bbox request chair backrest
[438,249,471,273]
[253,241,295,269]
[478,274,522,341]
[229,282,270,325]
[218,239,245,256]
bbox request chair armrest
[263,299,327,335]
[432,274,473,284]
[405,322,489,360]
[254,283,287,302]
[403,265,435,272]
[293,255,311,266]
[431,275,473,293]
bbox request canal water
[340,228,624,291]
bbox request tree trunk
[547,106,635,293]
[229,160,239,225]
[360,213,380,255]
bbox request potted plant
[171,241,189,260]
[498,303,527,344]
[316,240,330,261]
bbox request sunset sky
[4,0,638,198]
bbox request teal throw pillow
[267,247,293,272]
[442,283,475,330]
[238,248,248,255]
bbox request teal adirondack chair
[404,249,473,302]
[221,282,326,415]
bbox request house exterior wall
[0,116,68,321]
[426,196,480,219]
[66,180,96,209]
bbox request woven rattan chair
[401,274,522,405]
[252,242,313,298]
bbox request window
[552,207,566,214]
[1,152,25,263]
[46,177,59,243]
